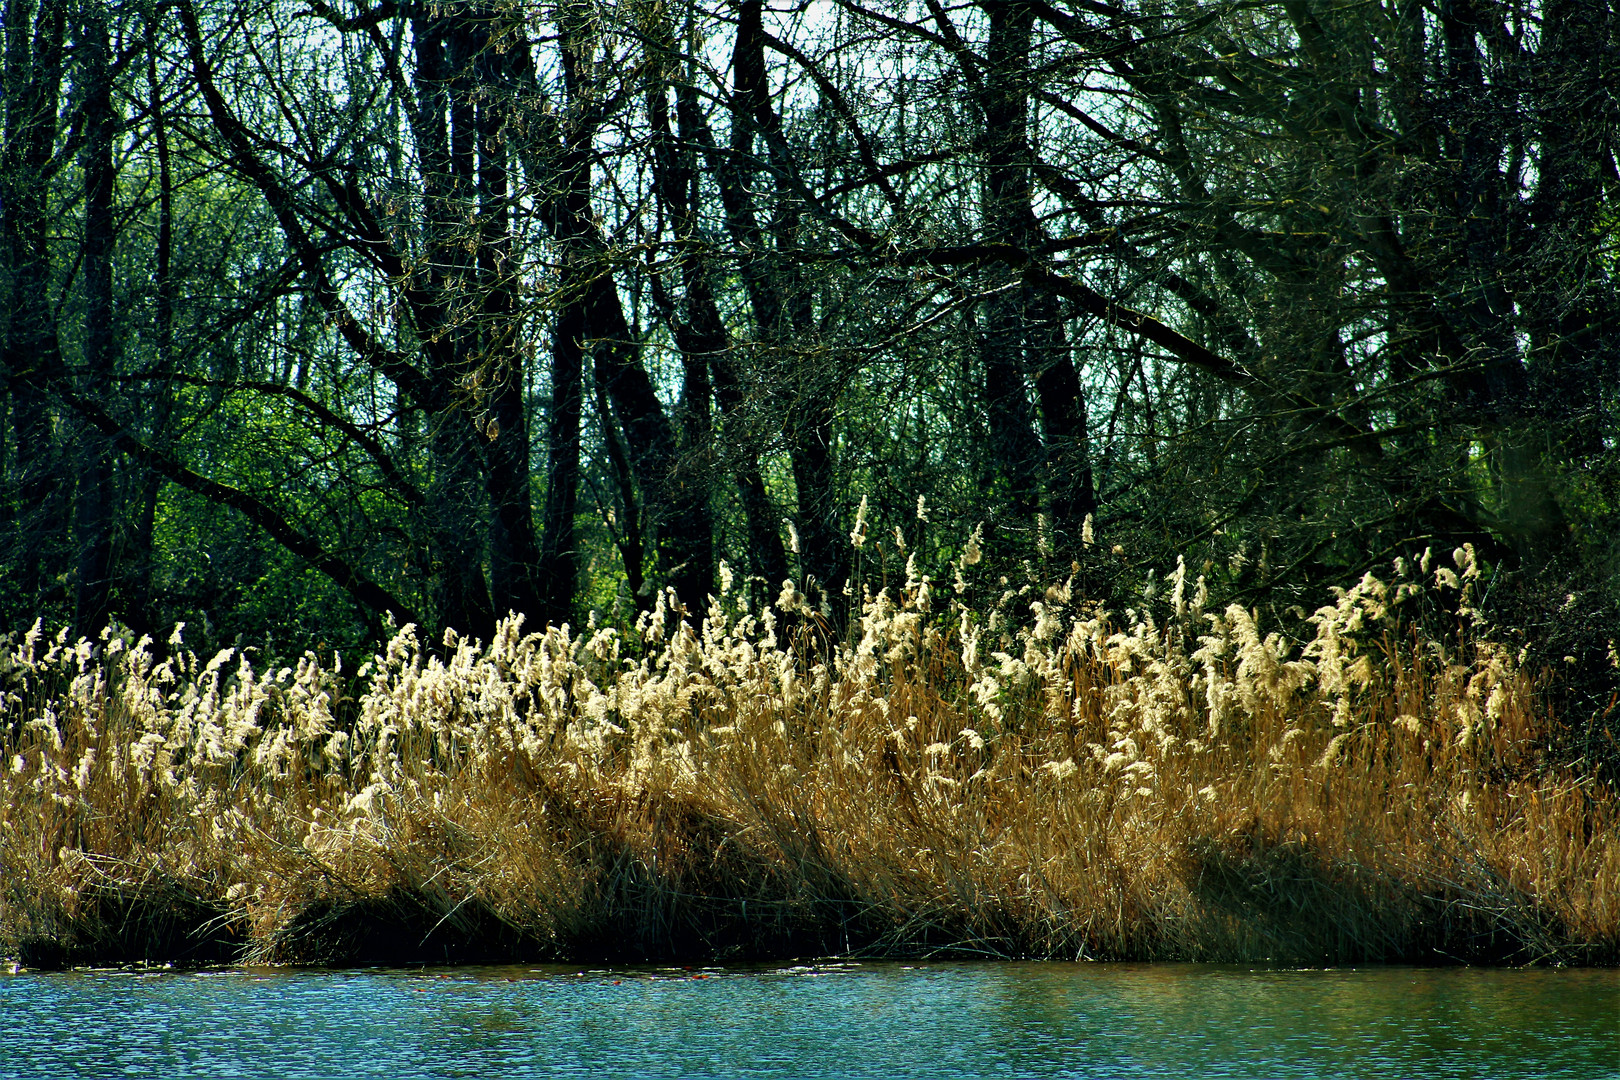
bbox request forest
[0,0,1616,967]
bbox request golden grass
[2,543,1615,967]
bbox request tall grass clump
[2,539,1615,968]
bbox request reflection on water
[1,962,1615,1078]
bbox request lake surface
[1,961,1614,1078]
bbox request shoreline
[6,837,1616,972]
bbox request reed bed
[2,542,1615,968]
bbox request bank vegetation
[3,539,1614,968]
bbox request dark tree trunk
[587,270,714,616]
[534,9,599,632]
[128,4,176,635]
[74,2,116,635]
[1522,0,1614,457]
[594,371,644,606]
[0,0,68,614]
[979,0,1045,520]
[979,299,1042,519]
[649,77,727,603]
[476,19,544,623]
[416,12,495,638]
[672,81,788,591]
[525,71,711,614]
[538,288,584,631]
[710,350,789,591]
[727,0,847,611]
[1029,293,1096,534]
[1438,0,1525,417]
[1502,0,1613,548]
[979,0,1094,534]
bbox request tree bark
[540,25,713,618]
[1,0,68,615]
[671,81,789,591]
[416,11,495,638]
[73,1,116,635]
[475,13,544,623]
[726,0,847,610]
[128,0,176,635]
[980,0,1093,534]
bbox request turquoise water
[1,962,1615,1078]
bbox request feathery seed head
[962,524,983,566]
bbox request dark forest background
[1,0,1615,719]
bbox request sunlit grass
[2,542,1614,967]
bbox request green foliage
[0,0,1610,739]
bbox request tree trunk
[74,2,116,635]
[128,2,176,635]
[476,18,544,623]
[416,12,495,638]
[1029,292,1096,535]
[980,0,1093,534]
[671,81,788,591]
[0,0,68,615]
[726,0,847,610]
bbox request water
[1,962,1614,1079]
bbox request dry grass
[2,542,1615,968]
